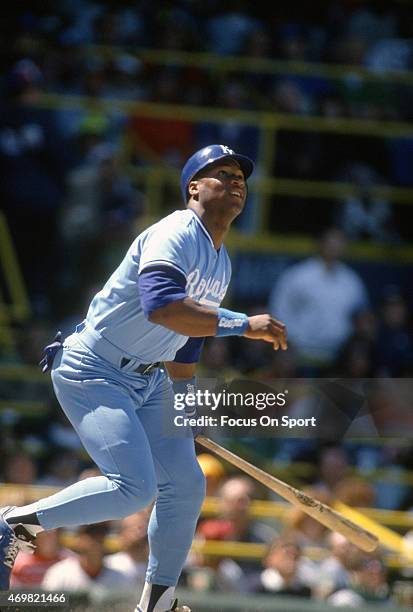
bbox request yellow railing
[56,533,413,570]
[0,213,31,349]
[125,165,413,262]
[89,44,413,87]
[0,213,30,323]
[33,92,413,257]
[37,93,413,138]
[1,483,409,568]
[2,485,413,530]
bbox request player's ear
[188,179,200,200]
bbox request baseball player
[0,144,287,612]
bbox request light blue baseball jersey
[84,209,231,362]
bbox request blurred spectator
[345,6,397,45]
[37,450,80,487]
[328,555,393,607]
[42,523,132,593]
[271,21,330,103]
[12,529,73,587]
[249,534,312,597]
[365,38,413,74]
[332,307,377,377]
[105,511,149,589]
[334,477,376,508]
[103,54,144,101]
[374,286,413,376]
[315,445,350,496]
[270,80,311,115]
[315,532,364,600]
[62,144,143,237]
[197,453,225,496]
[205,2,262,55]
[60,144,144,293]
[196,476,277,591]
[364,379,413,439]
[2,449,38,485]
[269,228,369,374]
[92,8,143,46]
[334,162,400,243]
[198,476,276,545]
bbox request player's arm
[151,298,287,350]
[138,267,287,350]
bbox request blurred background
[1,1,413,610]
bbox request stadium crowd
[0,450,412,608]
[1,1,413,609]
[1,0,413,316]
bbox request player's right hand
[244,314,288,351]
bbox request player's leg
[134,370,205,612]
[0,345,158,589]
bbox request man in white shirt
[269,228,368,373]
[42,523,132,594]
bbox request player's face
[189,160,247,215]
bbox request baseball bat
[196,435,378,553]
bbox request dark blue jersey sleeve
[138,266,187,318]
[173,336,205,364]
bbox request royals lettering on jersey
[84,209,231,363]
[186,269,229,306]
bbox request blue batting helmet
[180,144,254,202]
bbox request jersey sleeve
[138,267,187,318]
[138,220,193,279]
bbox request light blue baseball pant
[35,335,205,586]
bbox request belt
[75,321,160,375]
[120,358,160,375]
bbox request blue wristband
[216,308,249,337]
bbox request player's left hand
[39,330,64,373]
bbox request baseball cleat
[0,508,36,590]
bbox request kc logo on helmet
[220,145,235,155]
